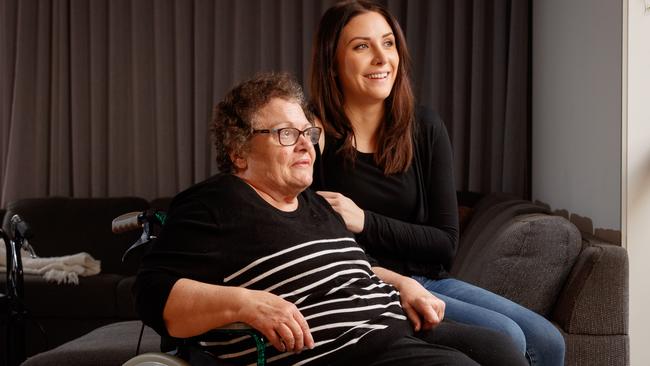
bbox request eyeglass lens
[278,127,320,146]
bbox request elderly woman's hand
[371,267,445,332]
[316,191,365,233]
[239,289,315,353]
[394,276,445,331]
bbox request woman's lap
[422,320,528,366]
[367,335,478,366]
[413,276,565,366]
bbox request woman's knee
[526,322,565,365]
[490,316,527,355]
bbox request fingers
[276,323,297,351]
[257,305,314,353]
[267,317,313,353]
[403,305,422,332]
[316,191,338,206]
[294,311,315,350]
[246,295,313,353]
[315,190,337,198]
[414,297,443,330]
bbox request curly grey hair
[211,72,310,173]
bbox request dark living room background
[0,0,530,207]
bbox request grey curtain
[0,0,530,207]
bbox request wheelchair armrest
[190,323,266,366]
[195,322,264,344]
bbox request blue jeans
[413,276,565,366]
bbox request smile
[365,72,389,79]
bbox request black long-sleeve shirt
[313,108,459,280]
[134,174,412,365]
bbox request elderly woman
[134,73,523,366]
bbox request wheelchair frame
[113,210,266,366]
[1,215,33,366]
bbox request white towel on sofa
[0,238,101,285]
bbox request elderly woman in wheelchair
[132,73,526,366]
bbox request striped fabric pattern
[202,237,406,366]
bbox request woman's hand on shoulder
[316,191,365,233]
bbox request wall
[534,0,650,362]
[532,0,622,234]
[625,0,650,363]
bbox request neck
[236,175,299,212]
[344,102,384,153]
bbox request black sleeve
[133,197,222,337]
[357,110,459,269]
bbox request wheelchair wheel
[121,352,190,366]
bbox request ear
[230,152,247,171]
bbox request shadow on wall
[535,203,622,245]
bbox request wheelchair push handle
[114,210,167,262]
[112,212,143,234]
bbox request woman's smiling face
[335,11,399,105]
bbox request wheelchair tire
[121,352,190,366]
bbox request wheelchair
[1,215,34,366]
[112,210,267,366]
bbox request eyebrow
[346,32,394,46]
[267,121,312,129]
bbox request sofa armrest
[552,242,628,335]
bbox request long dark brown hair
[310,0,414,175]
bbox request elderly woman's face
[238,98,315,197]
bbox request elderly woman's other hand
[371,267,445,332]
[239,289,315,353]
[395,276,446,331]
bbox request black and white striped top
[136,174,413,366]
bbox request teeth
[366,72,388,79]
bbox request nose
[372,47,387,65]
[294,132,311,150]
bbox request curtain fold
[0,0,530,206]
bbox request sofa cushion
[21,321,161,366]
[453,212,582,316]
[454,194,550,269]
[2,197,149,275]
[9,273,126,318]
[116,276,138,319]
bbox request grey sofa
[3,193,628,366]
[451,193,628,366]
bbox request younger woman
[310,1,565,365]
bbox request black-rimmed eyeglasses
[252,126,322,146]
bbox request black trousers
[367,334,478,366]
[417,320,529,366]
[187,320,528,366]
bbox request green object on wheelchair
[199,326,266,366]
[224,329,265,366]
[155,211,167,226]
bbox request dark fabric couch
[452,193,629,366]
[3,193,628,366]
[0,197,171,365]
